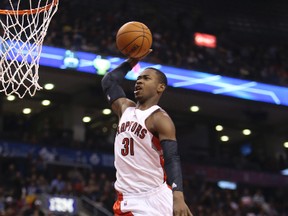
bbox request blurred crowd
[0,157,115,216]
[43,0,288,87]
[0,156,287,216]
[2,112,288,175]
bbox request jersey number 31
[121,137,134,156]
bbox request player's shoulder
[148,107,175,135]
[151,107,173,124]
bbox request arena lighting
[281,169,288,176]
[82,116,91,123]
[242,129,251,135]
[23,108,31,114]
[217,180,237,190]
[221,135,229,142]
[102,108,112,115]
[44,83,54,90]
[6,95,15,101]
[215,125,223,131]
[22,45,288,106]
[194,32,217,48]
[190,106,200,112]
[41,100,51,106]
[284,142,288,148]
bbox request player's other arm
[101,58,138,117]
[152,111,193,216]
[153,112,183,192]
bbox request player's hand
[138,48,153,59]
[127,49,152,68]
[173,191,193,216]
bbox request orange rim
[0,0,58,15]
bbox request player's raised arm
[102,21,153,117]
[101,59,137,117]
[101,50,152,117]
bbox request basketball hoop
[0,0,59,98]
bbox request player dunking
[101,52,193,216]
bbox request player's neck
[136,100,159,110]
[136,94,161,110]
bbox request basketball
[116,21,152,58]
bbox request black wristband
[160,139,183,192]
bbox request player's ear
[157,83,166,93]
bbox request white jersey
[114,105,166,194]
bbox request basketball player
[101,52,193,216]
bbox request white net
[0,0,59,98]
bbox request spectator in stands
[3,196,18,216]
[83,172,100,202]
[67,167,84,196]
[22,199,44,216]
[50,173,66,194]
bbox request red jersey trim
[152,136,166,183]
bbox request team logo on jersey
[116,121,147,139]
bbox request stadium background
[0,0,288,215]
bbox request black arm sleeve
[160,139,183,192]
[101,61,132,104]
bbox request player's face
[134,69,162,102]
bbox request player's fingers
[182,209,193,216]
[137,49,152,60]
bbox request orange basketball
[116,21,152,58]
